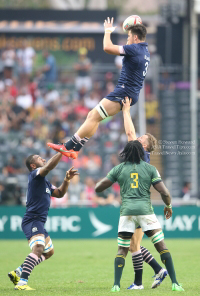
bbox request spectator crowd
[0,44,131,207]
[0,41,192,205]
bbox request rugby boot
[172,283,184,291]
[47,143,78,159]
[151,268,168,288]
[111,285,120,292]
[14,284,35,290]
[127,283,144,290]
[8,271,20,285]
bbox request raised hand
[122,97,132,112]
[104,17,116,33]
[65,167,79,181]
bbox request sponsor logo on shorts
[115,97,122,100]
[32,227,38,233]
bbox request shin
[145,229,178,285]
[114,232,132,287]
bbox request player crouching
[8,153,78,290]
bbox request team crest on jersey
[46,188,51,194]
[32,227,38,233]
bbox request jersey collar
[140,42,148,46]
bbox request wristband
[166,204,172,209]
[105,27,116,33]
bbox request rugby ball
[123,15,142,32]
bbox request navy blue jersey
[118,42,150,101]
[23,168,55,223]
[143,149,150,164]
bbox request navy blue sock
[74,137,89,151]
[132,251,143,286]
[140,246,162,274]
[64,134,80,150]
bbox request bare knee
[117,246,129,258]
[87,108,102,122]
[154,240,167,253]
[32,244,44,258]
[87,110,94,120]
[129,239,140,253]
[129,229,143,253]
[43,248,54,260]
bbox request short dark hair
[25,155,36,172]
[128,24,147,41]
[119,140,145,164]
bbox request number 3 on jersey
[143,62,149,77]
[130,173,138,188]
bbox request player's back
[107,160,161,216]
[118,42,150,101]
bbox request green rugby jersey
[107,160,162,216]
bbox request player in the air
[122,97,167,289]
[95,140,184,292]
[48,17,150,159]
[8,153,78,290]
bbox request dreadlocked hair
[119,140,145,164]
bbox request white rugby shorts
[118,214,161,233]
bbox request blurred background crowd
[0,43,136,207]
[0,0,199,207]
[0,41,164,206]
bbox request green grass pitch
[0,239,199,295]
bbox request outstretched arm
[95,177,113,193]
[122,97,137,141]
[39,153,62,177]
[103,17,120,55]
[52,167,79,198]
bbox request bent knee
[87,109,101,121]
[49,248,54,257]
[129,241,140,253]
[32,244,44,257]
[43,248,54,259]
[118,246,129,257]
[129,232,142,253]
[87,109,94,120]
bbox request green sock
[114,255,125,287]
[160,250,178,284]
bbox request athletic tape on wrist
[105,27,116,33]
